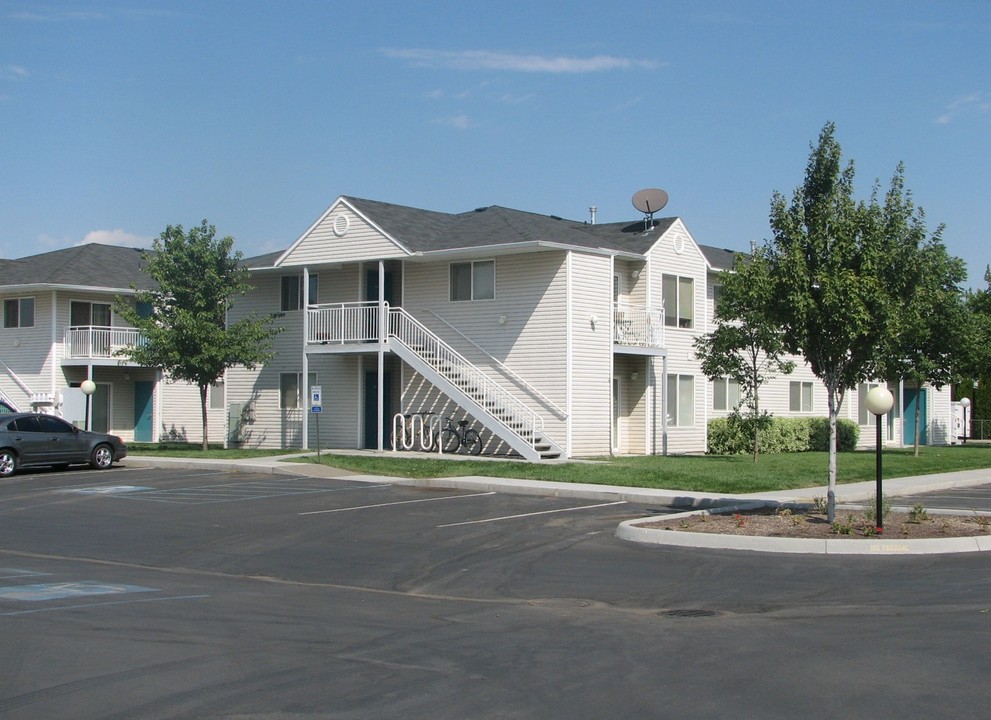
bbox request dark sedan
[0,412,127,478]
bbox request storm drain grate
[660,608,720,618]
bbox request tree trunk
[199,383,210,452]
[826,380,841,523]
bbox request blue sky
[2,0,989,285]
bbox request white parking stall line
[299,491,497,516]
[116,481,392,505]
[436,500,628,528]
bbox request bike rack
[391,413,444,454]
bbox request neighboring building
[0,244,222,442]
[0,196,956,455]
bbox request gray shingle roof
[344,196,679,256]
[0,244,155,290]
[698,244,740,271]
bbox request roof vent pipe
[589,206,597,225]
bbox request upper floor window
[450,260,494,302]
[789,381,813,413]
[662,275,694,328]
[712,377,741,411]
[281,274,319,311]
[3,297,34,328]
[70,301,111,327]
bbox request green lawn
[128,443,991,494]
[298,445,991,494]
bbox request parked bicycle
[440,417,482,455]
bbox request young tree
[694,250,794,462]
[116,221,282,450]
[765,123,944,520]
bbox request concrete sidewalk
[121,453,991,508]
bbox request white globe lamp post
[960,397,971,444]
[81,380,96,432]
[865,386,894,533]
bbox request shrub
[706,415,860,454]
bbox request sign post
[310,385,322,463]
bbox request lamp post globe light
[81,380,96,433]
[865,386,894,533]
[960,397,971,444]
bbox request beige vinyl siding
[225,268,366,449]
[280,204,408,267]
[0,290,56,409]
[568,252,612,456]
[647,220,707,453]
[401,251,569,452]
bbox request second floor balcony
[64,326,146,361]
[613,303,665,350]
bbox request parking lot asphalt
[1,461,990,718]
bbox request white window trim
[789,381,814,413]
[3,296,35,329]
[449,260,495,302]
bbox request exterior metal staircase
[387,307,563,461]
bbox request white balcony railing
[613,303,665,348]
[307,301,381,344]
[64,326,145,359]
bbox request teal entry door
[134,381,154,442]
[363,370,392,449]
[902,387,928,445]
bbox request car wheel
[90,444,114,470]
[0,450,16,478]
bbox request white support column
[377,260,385,451]
[301,267,310,450]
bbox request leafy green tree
[695,250,794,462]
[115,221,282,450]
[765,122,947,520]
[875,207,971,454]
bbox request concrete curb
[615,514,991,555]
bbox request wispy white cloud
[9,9,106,22]
[1,64,29,81]
[433,114,472,130]
[79,229,155,249]
[383,48,659,73]
[936,92,991,124]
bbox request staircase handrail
[0,357,34,407]
[388,307,543,447]
[423,308,568,420]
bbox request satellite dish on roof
[632,188,668,215]
[632,188,669,232]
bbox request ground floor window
[210,381,225,410]
[712,377,741,411]
[667,374,694,427]
[280,372,317,409]
[789,381,813,413]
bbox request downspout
[565,252,573,457]
[608,255,615,456]
[661,355,669,455]
[302,267,310,450]
[51,290,58,414]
